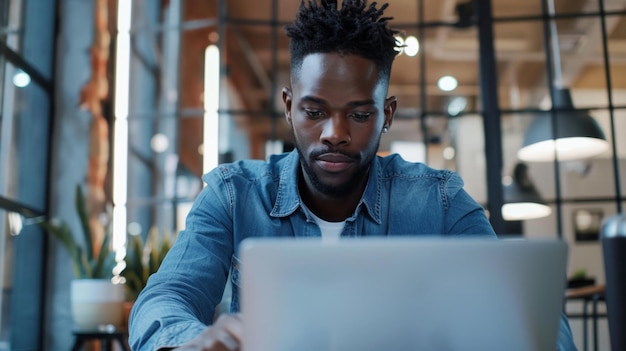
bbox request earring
[383,126,389,133]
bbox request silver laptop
[239,237,568,351]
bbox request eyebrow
[300,95,376,108]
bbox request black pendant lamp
[517,0,608,162]
[502,163,551,221]
[517,87,608,162]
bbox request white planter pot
[71,279,125,330]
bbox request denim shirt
[128,150,576,350]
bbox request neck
[298,171,367,222]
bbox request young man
[129,1,576,350]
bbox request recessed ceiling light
[13,70,31,88]
[438,75,458,92]
[442,146,456,160]
[404,36,419,57]
[150,133,169,153]
[447,96,467,116]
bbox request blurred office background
[1,0,625,349]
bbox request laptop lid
[239,237,568,351]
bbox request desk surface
[566,285,605,299]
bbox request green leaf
[75,185,93,261]
[120,230,176,301]
[77,247,91,279]
[92,231,113,278]
[36,183,116,280]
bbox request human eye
[304,109,324,119]
[350,112,372,122]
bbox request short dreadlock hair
[285,0,399,84]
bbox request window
[0,0,56,349]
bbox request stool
[71,330,130,351]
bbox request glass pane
[495,1,610,19]
[494,20,550,111]
[0,0,21,52]
[23,0,55,81]
[220,20,289,161]
[228,0,271,20]
[388,25,422,163]
[562,201,617,302]
[379,118,423,160]
[221,22,285,109]
[554,17,609,107]
[0,60,50,350]
[604,0,626,12]
[452,114,487,205]
[277,0,301,22]
[501,112,531,181]
[493,0,542,18]
[554,0,599,15]
[277,0,420,23]
[389,30,421,112]
[425,26,478,116]
[613,108,626,199]
[608,15,626,104]
[521,206,558,238]
[0,62,49,209]
[0,223,12,349]
[181,0,218,23]
[0,56,4,131]
[125,115,202,234]
[386,1,419,24]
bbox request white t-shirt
[302,204,345,242]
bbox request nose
[320,115,351,146]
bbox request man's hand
[175,314,243,351]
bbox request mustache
[309,148,361,161]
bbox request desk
[566,285,606,351]
[71,330,130,351]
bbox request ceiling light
[447,96,467,116]
[13,70,31,88]
[518,88,608,162]
[502,163,552,221]
[404,36,419,57]
[203,45,220,174]
[437,75,458,92]
[518,0,609,163]
[502,202,552,221]
[150,133,169,153]
[442,146,455,160]
[127,222,142,236]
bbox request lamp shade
[518,88,608,162]
[502,163,552,221]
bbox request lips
[315,153,354,172]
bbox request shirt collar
[270,150,382,224]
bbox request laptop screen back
[240,237,567,351]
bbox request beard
[292,131,380,198]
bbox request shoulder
[377,154,464,190]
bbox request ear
[383,96,397,130]
[282,87,293,125]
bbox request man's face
[282,53,397,198]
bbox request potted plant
[567,268,596,289]
[121,228,174,301]
[119,228,174,327]
[38,184,124,330]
